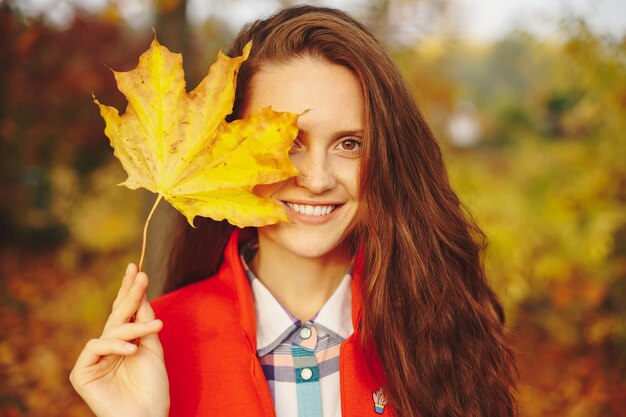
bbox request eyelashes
[337,138,362,154]
[289,136,363,156]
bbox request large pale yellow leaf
[94,38,299,228]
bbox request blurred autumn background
[1,0,625,415]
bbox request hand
[69,264,170,417]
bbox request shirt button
[300,367,313,381]
[299,327,312,339]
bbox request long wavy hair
[164,5,517,417]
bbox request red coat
[151,229,394,417]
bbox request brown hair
[165,5,517,417]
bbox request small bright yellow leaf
[94,38,299,228]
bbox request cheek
[336,159,360,198]
[253,181,285,199]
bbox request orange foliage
[1,248,131,416]
[1,4,624,417]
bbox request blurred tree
[1,2,625,416]
[154,0,193,78]
[444,20,626,417]
[363,0,454,44]
[0,4,150,251]
[0,7,148,416]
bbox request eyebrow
[335,129,364,137]
[297,129,364,139]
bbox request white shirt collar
[249,271,353,356]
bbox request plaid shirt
[240,240,354,417]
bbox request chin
[260,225,354,260]
[287,238,345,259]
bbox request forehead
[244,56,364,135]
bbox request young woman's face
[245,56,364,259]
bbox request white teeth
[285,202,337,216]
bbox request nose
[295,150,336,194]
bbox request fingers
[112,263,138,311]
[104,271,148,330]
[135,297,164,357]
[102,319,163,340]
[73,320,163,372]
[70,266,166,392]
[73,337,139,370]
[136,293,155,322]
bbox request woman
[70,6,517,417]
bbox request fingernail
[124,343,137,352]
[126,263,134,275]
[147,320,161,327]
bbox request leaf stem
[138,194,163,272]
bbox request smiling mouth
[284,202,339,216]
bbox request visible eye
[337,138,362,154]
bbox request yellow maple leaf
[94,38,299,269]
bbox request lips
[284,202,337,216]
[280,200,344,223]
